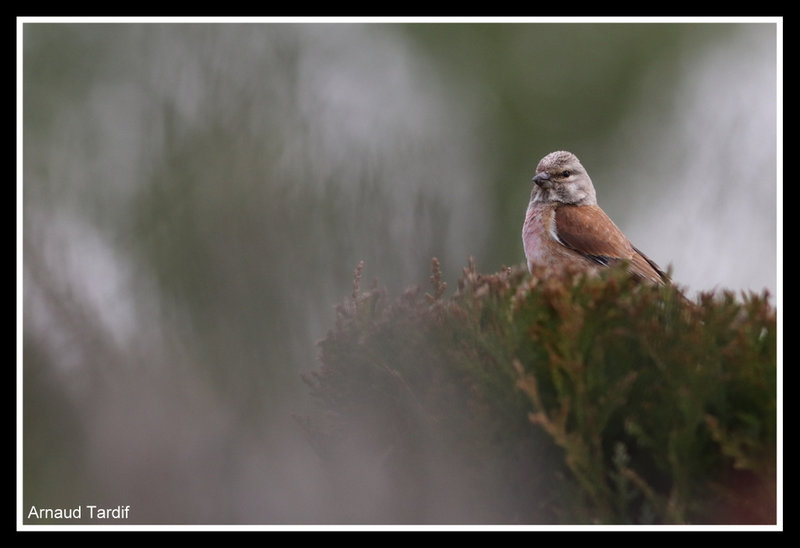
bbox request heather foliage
[301,259,776,524]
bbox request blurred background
[21,21,778,524]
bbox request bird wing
[631,245,669,284]
[553,204,666,283]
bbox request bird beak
[532,172,551,189]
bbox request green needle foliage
[300,259,776,524]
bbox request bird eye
[561,170,571,177]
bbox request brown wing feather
[554,205,665,283]
[631,246,668,284]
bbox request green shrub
[300,259,776,524]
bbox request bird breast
[523,201,576,270]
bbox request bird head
[531,151,597,206]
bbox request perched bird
[522,150,667,284]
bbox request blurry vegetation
[301,260,776,524]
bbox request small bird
[522,151,667,284]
